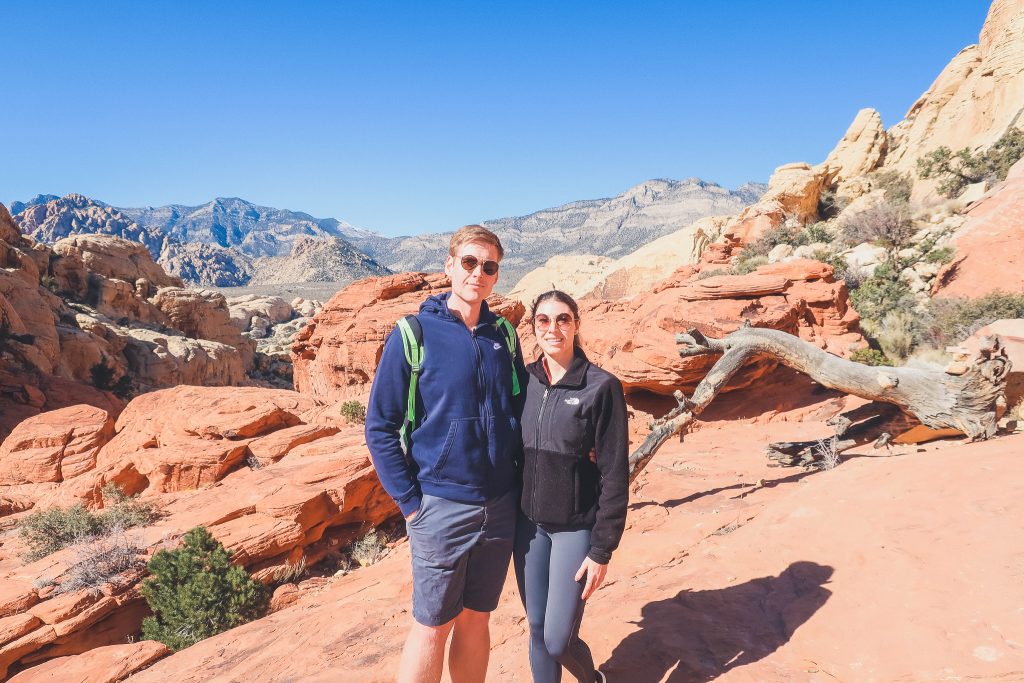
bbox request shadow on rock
[603,561,833,682]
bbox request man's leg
[448,607,491,683]
[398,619,455,683]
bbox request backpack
[395,314,521,451]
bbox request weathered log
[627,324,1011,479]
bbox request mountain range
[9,178,765,289]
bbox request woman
[515,290,629,683]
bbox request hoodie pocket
[432,417,487,486]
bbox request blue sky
[2,1,990,236]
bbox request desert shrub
[839,199,914,257]
[340,400,366,424]
[917,128,1024,197]
[695,268,732,280]
[141,527,269,651]
[923,246,955,264]
[58,526,145,594]
[848,263,916,328]
[18,485,158,561]
[802,222,834,245]
[917,291,1024,349]
[347,527,391,567]
[815,436,841,470]
[876,310,918,361]
[270,556,307,584]
[872,170,913,204]
[732,256,767,275]
[849,348,892,366]
[19,505,105,562]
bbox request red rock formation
[291,273,525,402]
[931,158,1024,298]
[7,641,169,683]
[0,385,395,677]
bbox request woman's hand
[574,557,608,600]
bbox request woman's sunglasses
[534,313,575,331]
[460,255,500,276]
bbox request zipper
[531,386,550,518]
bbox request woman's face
[533,300,579,358]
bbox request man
[365,225,526,683]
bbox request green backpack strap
[494,316,521,397]
[395,315,423,452]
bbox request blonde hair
[449,224,504,260]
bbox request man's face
[445,240,500,306]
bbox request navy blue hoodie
[365,292,527,517]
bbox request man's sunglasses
[534,313,575,331]
[460,255,500,276]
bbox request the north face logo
[564,397,580,405]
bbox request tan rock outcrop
[581,216,729,300]
[506,255,615,305]
[882,0,1024,190]
[0,406,114,485]
[51,235,181,289]
[722,163,829,246]
[819,108,888,198]
[150,288,253,362]
[292,273,525,402]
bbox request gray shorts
[406,488,517,627]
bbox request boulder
[819,108,888,198]
[291,273,525,402]
[151,288,254,367]
[0,406,114,485]
[722,163,829,246]
[226,295,294,332]
[51,236,181,289]
[0,204,20,245]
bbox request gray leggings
[513,513,596,683]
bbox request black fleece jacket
[519,348,629,564]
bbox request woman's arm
[587,375,629,565]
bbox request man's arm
[365,329,422,517]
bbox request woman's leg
[513,513,560,683]
[542,527,596,683]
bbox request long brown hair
[530,289,582,349]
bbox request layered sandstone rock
[517,259,862,395]
[882,0,1024,191]
[150,288,252,356]
[0,386,395,677]
[51,236,181,290]
[291,273,525,402]
[506,254,615,305]
[931,158,1024,297]
[722,163,830,246]
[819,108,888,198]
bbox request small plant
[695,268,732,280]
[802,221,834,245]
[339,400,366,424]
[850,348,892,367]
[347,527,392,568]
[58,526,145,594]
[917,128,1024,197]
[923,246,955,264]
[40,274,61,294]
[917,291,1024,349]
[19,505,105,562]
[815,436,841,470]
[848,264,916,329]
[141,526,269,651]
[840,199,915,259]
[18,484,158,562]
[876,310,917,362]
[872,170,913,204]
[270,556,307,584]
[732,255,767,275]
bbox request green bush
[923,246,955,264]
[849,348,892,366]
[141,527,269,651]
[872,170,913,204]
[695,268,732,280]
[876,310,918,361]
[340,400,366,424]
[917,291,1024,349]
[18,484,158,562]
[917,128,1024,197]
[848,264,916,328]
[732,256,767,275]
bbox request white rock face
[844,243,890,275]
[767,244,794,263]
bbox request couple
[365,225,629,683]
